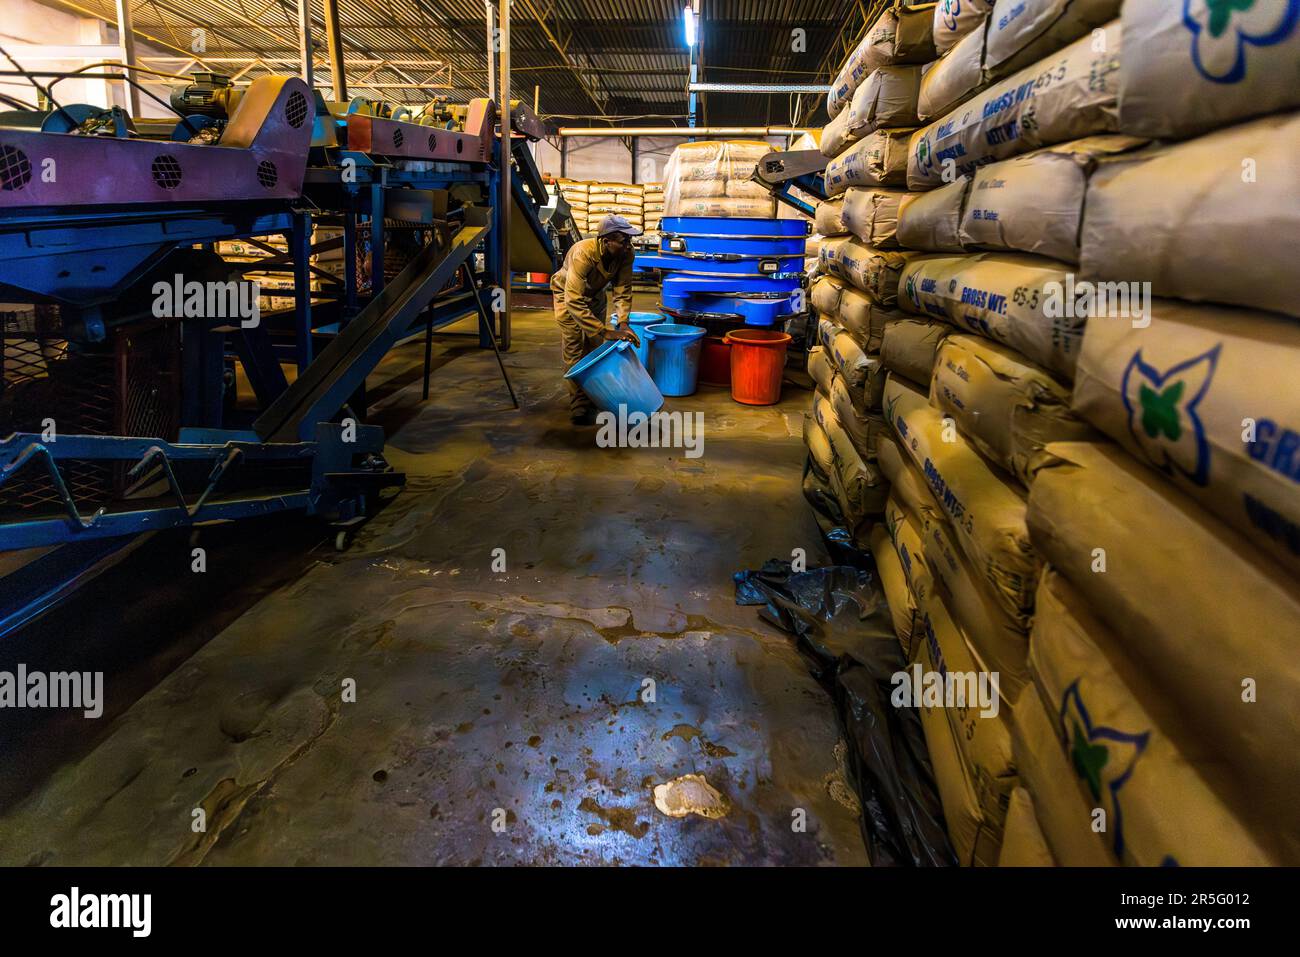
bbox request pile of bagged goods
[801,0,1300,866]
[662,140,779,219]
[643,182,665,233]
[658,138,807,333]
[219,225,346,308]
[557,179,664,236]
[645,141,802,403]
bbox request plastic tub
[724,328,792,405]
[643,323,707,396]
[564,339,664,416]
[626,312,662,367]
[698,336,732,386]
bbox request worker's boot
[569,392,598,426]
[570,405,598,427]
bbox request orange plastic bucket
[723,328,792,405]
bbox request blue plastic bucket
[643,323,707,396]
[626,312,662,367]
[564,339,664,416]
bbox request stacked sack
[557,179,590,234]
[587,181,645,232]
[834,0,1123,866]
[864,0,1300,866]
[1019,0,1300,867]
[222,225,345,307]
[798,130,825,269]
[822,0,935,200]
[559,179,662,236]
[642,182,664,233]
[801,225,901,550]
[802,2,932,559]
[662,140,778,218]
[805,11,922,553]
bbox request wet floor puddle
[578,797,650,838]
[661,724,736,758]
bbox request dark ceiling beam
[516,0,613,119]
[405,0,498,96]
[56,0,854,125]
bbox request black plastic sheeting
[800,458,864,568]
[734,557,955,867]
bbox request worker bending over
[551,214,642,425]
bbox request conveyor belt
[254,209,491,442]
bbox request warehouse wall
[2,3,105,111]
[3,0,194,120]
[534,133,787,184]
[636,137,688,182]
[533,136,633,183]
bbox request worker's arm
[562,245,604,334]
[608,253,635,326]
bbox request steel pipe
[113,0,140,116]
[559,126,810,137]
[295,0,314,87]
[498,0,511,351]
[688,82,831,93]
[485,0,495,100]
[322,0,348,101]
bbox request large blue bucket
[644,323,707,396]
[626,312,662,367]
[564,339,664,416]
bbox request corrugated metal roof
[47,0,874,126]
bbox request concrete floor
[0,295,869,866]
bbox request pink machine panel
[0,76,315,209]
[344,100,492,164]
[345,117,488,164]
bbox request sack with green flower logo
[1072,299,1300,577]
[1026,441,1300,863]
[1011,679,1114,865]
[1028,567,1279,864]
[1118,0,1300,138]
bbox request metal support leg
[234,324,289,408]
[181,317,225,428]
[370,181,385,298]
[422,312,434,401]
[290,211,313,372]
[322,0,348,100]
[343,209,358,317]
[296,0,315,87]
[114,0,141,117]
[481,159,500,350]
[462,263,518,409]
[498,0,512,354]
[349,199,370,416]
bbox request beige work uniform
[550,237,635,413]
